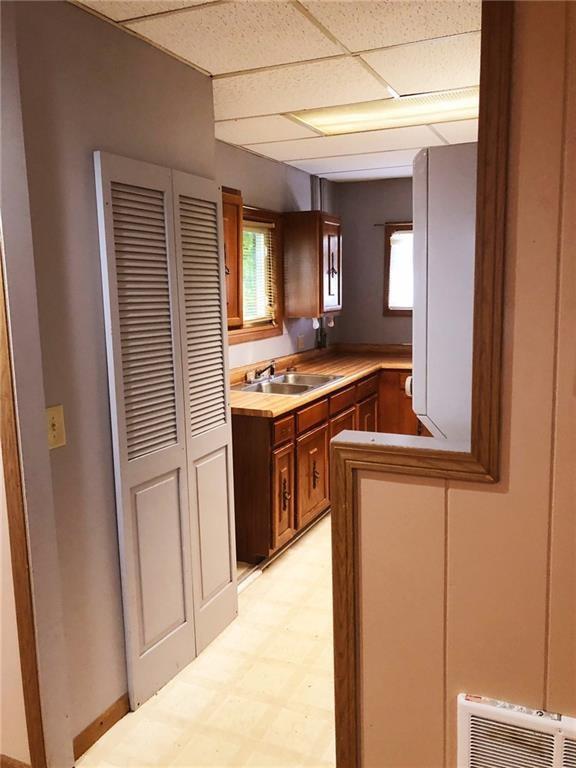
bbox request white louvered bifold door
[94,152,197,709]
[172,170,238,651]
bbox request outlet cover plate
[46,404,66,449]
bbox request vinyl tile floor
[78,515,335,768]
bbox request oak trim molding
[227,206,285,346]
[72,694,130,760]
[1,253,47,768]
[0,756,31,768]
[330,3,514,766]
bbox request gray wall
[12,0,216,735]
[216,141,321,368]
[333,178,413,345]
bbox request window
[227,207,283,345]
[383,222,413,316]
[242,222,276,325]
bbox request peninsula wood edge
[330,3,514,766]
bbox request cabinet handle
[329,265,338,277]
[282,477,291,511]
[312,460,321,489]
[225,264,230,276]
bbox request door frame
[330,3,515,765]
[1,252,46,768]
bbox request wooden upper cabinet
[284,211,342,318]
[222,188,243,328]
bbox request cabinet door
[296,423,329,529]
[322,218,342,312]
[379,370,425,435]
[222,189,242,328]
[356,394,378,432]
[329,405,356,440]
[272,443,295,551]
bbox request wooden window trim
[222,187,243,330]
[228,206,285,346]
[331,3,514,766]
[383,221,413,317]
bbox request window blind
[242,221,277,325]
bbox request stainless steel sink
[274,373,342,387]
[241,381,311,395]
[233,372,343,396]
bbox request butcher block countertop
[229,350,412,418]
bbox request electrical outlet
[296,334,306,351]
[46,405,66,449]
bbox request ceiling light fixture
[289,87,479,136]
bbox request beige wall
[357,4,576,766]
[0,452,30,765]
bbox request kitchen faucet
[255,360,276,380]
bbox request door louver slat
[469,715,554,768]
[178,194,226,438]
[111,181,178,461]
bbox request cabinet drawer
[356,374,378,402]
[272,415,295,446]
[329,385,356,416]
[296,398,329,435]
[329,406,356,440]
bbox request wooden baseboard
[1,755,31,768]
[72,694,130,760]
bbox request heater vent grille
[470,715,555,768]
[564,738,576,768]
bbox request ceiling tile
[126,1,343,75]
[77,0,213,23]
[213,58,391,120]
[431,118,478,144]
[322,166,413,182]
[215,115,318,145]
[362,33,480,95]
[288,148,420,175]
[301,1,480,53]
[245,125,442,162]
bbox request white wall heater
[458,693,576,768]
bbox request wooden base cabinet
[329,405,356,439]
[296,423,329,529]
[378,369,431,436]
[356,394,378,432]
[272,443,295,550]
[232,372,384,563]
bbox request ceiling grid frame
[71,0,482,180]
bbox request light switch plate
[46,405,66,449]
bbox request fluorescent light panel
[290,87,479,136]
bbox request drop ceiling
[73,0,481,181]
